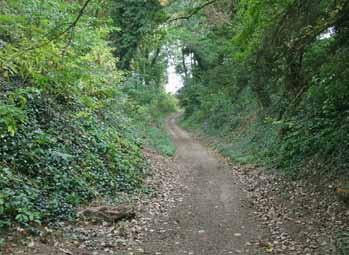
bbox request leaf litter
[2,148,184,255]
[230,163,349,254]
[3,147,349,255]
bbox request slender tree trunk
[252,55,271,109]
[285,47,307,101]
[181,48,188,78]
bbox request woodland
[176,0,349,178]
[0,0,349,252]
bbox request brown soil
[140,116,269,254]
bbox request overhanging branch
[11,0,92,56]
[167,0,218,23]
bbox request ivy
[0,0,176,230]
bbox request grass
[145,118,176,157]
[180,113,276,166]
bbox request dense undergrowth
[0,0,176,230]
[176,0,349,181]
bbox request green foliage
[121,75,177,156]
[146,124,176,156]
[175,0,349,180]
[0,0,176,230]
[110,0,166,69]
[0,103,25,136]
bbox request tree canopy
[174,0,349,176]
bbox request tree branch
[14,0,93,55]
[59,0,92,38]
[167,0,218,23]
[150,48,161,67]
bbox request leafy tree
[174,0,349,177]
[110,0,166,70]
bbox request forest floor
[3,115,348,255]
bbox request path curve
[142,115,268,255]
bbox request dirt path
[141,116,268,254]
[5,116,347,255]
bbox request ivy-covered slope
[0,0,176,228]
